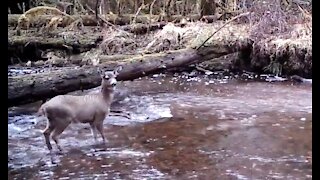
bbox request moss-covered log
[8,14,202,27]
[8,40,252,107]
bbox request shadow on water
[8,74,312,179]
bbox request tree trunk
[95,0,101,21]
[8,41,252,107]
[197,0,216,17]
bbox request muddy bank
[8,74,312,179]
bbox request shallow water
[8,74,312,180]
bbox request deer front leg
[95,121,106,144]
[90,122,98,143]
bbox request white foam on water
[93,148,152,158]
[225,171,250,180]
[8,123,24,132]
[130,167,167,180]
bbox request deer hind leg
[43,121,55,152]
[51,120,70,153]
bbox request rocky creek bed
[8,73,312,179]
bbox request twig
[296,4,311,30]
[109,110,131,119]
[85,3,95,14]
[97,14,129,34]
[195,66,213,75]
[149,0,157,16]
[110,113,131,119]
[74,0,86,14]
[196,12,250,50]
[132,4,144,24]
[147,0,157,33]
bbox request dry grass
[99,27,138,55]
[97,11,311,76]
[98,21,251,55]
[19,0,310,76]
[248,0,312,76]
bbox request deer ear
[113,66,123,75]
[97,67,104,77]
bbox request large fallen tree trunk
[8,14,221,27]
[8,40,252,107]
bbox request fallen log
[121,21,195,34]
[197,52,238,71]
[8,14,201,27]
[69,54,133,64]
[8,40,252,107]
[122,22,167,34]
[8,34,103,62]
[8,34,103,51]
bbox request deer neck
[100,86,115,104]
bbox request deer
[38,66,123,154]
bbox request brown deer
[38,66,122,153]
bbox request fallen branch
[109,111,131,119]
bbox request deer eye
[104,76,110,80]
